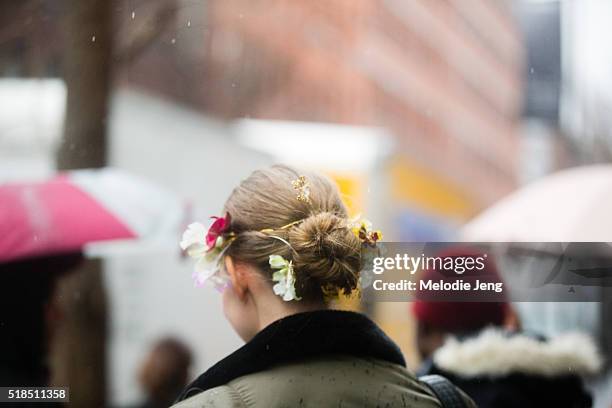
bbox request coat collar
[176,310,405,402]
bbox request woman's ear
[225,256,248,300]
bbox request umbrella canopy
[462,165,612,242]
[0,168,186,263]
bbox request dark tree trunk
[49,259,107,408]
[57,0,112,170]
[53,1,112,406]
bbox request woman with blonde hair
[172,165,473,408]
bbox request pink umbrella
[0,168,187,263]
[462,164,612,242]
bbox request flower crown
[179,175,383,301]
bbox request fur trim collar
[176,310,405,402]
[433,329,602,378]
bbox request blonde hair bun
[289,212,362,296]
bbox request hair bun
[288,212,362,296]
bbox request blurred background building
[1,0,612,406]
[122,0,523,235]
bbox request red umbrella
[0,168,187,263]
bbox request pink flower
[206,212,231,249]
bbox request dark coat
[419,329,600,408]
[172,310,474,408]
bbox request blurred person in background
[0,255,81,386]
[172,165,475,408]
[0,254,82,408]
[136,338,193,408]
[413,247,601,408]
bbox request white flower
[269,254,287,269]
[269,255,301,301]
[180,222,230,289]
[180,222,208,257]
